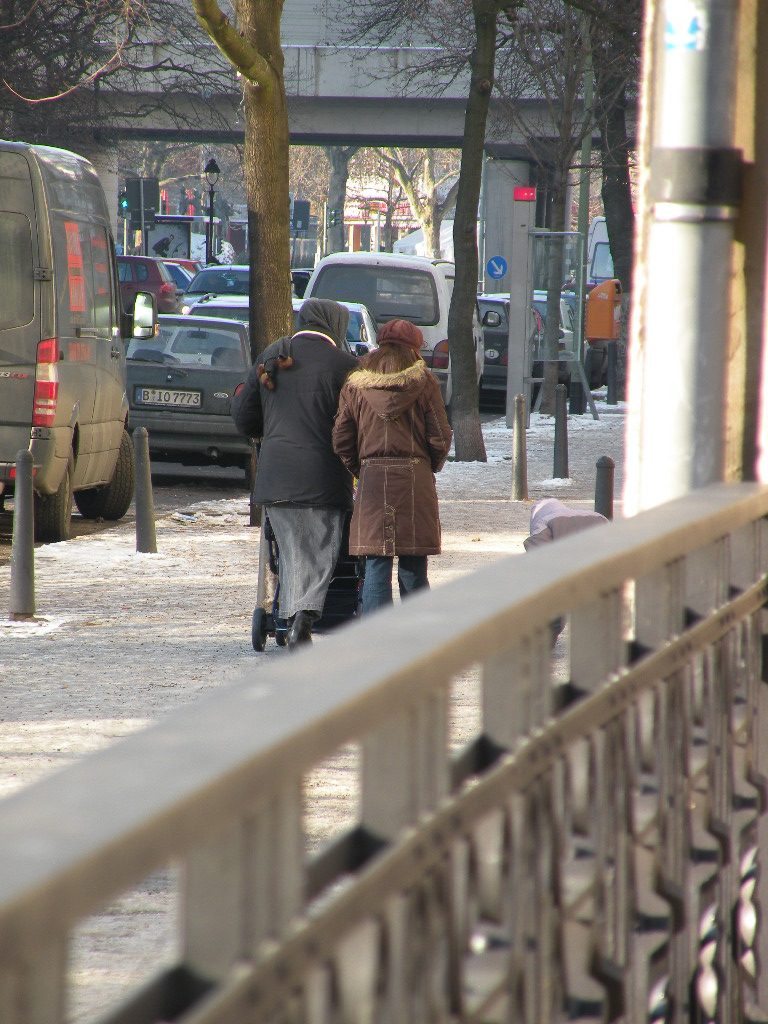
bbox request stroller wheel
[251,607,268,651]
[275,623,288,647]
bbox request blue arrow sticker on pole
[664,2,707,51]
[486,256,508,279]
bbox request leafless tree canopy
[0,0,235,142]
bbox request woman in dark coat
[332,319,452,613]
[233,299,358,647]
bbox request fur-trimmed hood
[345,360,430,418]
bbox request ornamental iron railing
[0,482,766,1024]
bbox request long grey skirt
[265,505,346,620]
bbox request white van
[304,252,484,407]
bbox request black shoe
[287,610,313,648]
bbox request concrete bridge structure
[77,0,572,287]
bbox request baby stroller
[251,510,364,651]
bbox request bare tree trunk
[243,76,292,359]
[425,202,442,257]
[448,0,497,462]
[325,145,358,253]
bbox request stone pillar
[480,153,531,294]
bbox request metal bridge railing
[1,483,767,1024]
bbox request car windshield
[127,324,246,369]
[186,268,249,296]
[312,265,439,326]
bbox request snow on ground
[0,397,626,1022]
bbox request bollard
[595,455,615,520]
[553,383,569,479]
[133,428,157,554]
[511,393,528,500]
[10,450,35,619]
[606,343,618,405]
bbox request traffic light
[292,200,310,233]
[125,178,142,225]
[328,208,341,227]
[118,189,129,217]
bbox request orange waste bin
[585,279,622,340]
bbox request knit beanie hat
[376,319,424,352]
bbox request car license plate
[135,387,201,407]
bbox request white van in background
[303,251,483,408]
[587,216,614,285]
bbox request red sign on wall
[513,186,537,202]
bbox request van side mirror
[132,291,159,340]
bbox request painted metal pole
[594,455,615,520]
[9,450,35,619]
[553,384,569,479]
[511,393,528,500]
[626,0,741,513]
[505,197,535,428]
[133,428,157,554]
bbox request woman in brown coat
[332,319,453,613]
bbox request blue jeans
[362,555,429,614]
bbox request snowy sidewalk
[0,400,626,800]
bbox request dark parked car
[479,292,580,397]
[181,265,250,313]
[117,255,181,314]
[126,315,255,485]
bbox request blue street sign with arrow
[486,256,508,279]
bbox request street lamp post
[204,157,220,265]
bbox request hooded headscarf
[298,298,349,346]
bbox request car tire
[252,607,267,651]
[74,429,135,521]
[35,459,73,543]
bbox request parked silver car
[180,265,250,314]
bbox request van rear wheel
[35,462,72,543]
[74,429,135,521]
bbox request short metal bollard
[595,455,615,519]
[133,428,157,554]
[553,383,569,479]
[10,450,35,619]
[511,393,528,500]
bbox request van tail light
[431,339,450,370]
[234,381,245,397]
[32,338,60,427]
[160,282,176,296]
